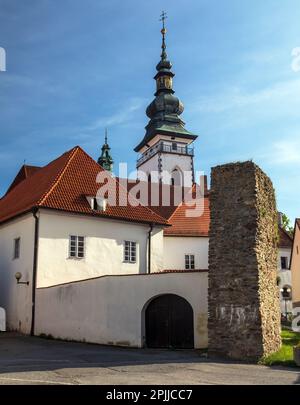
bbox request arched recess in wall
[171,167,183,187]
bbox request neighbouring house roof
[0,146,169,226]
[122,179,210,237]
[164,192,210,237]
[278,226,293,249]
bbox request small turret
[98,129,114,172]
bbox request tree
[281,213,294,236]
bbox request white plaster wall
[160,154,193,187]
[164,236,209,270]
[277,247,293,313]
[151,227,164,273]
[35,272,208,348]
[0,214,35,333]
[37,210,164,288]
[137,154,159,180]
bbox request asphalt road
[0,333,299,385]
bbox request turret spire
[98,130,114,172]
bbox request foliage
[281,214,294,236]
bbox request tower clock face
[157,76,172,90]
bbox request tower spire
[160,11,168,61]
[98,129,114,172]
[134,12,197,153]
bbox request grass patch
[260,329,300,367]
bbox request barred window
[13,237,20,259]
[281,256,288,270]
[69,235,85,259]
[185,254,195,270]
[124,241,137,263]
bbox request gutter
[148,224,153,274]
[30,208,39,336]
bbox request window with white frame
[185,254,195,270]
[124,241,137,263]
[13,237,20,259]
[69,235,85,258]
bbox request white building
[0,146,208,348]
[277,226,293,315]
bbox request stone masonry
[208,161,281,361]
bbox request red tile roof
[164,189,210,237]
[0,147,169,226]
[278,226,293,249]
[122,179,210,237]
[5,165,41,195]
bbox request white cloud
[259,138,300,166]
[291,47,300,73]
[192,78,300,114]
[87,97,146,130]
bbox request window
[281,256,288,270]
[172,142,177,151]
[69,235,85,259]
[124,241,137,263]
[13,237,20,259]
[185,254,195,270]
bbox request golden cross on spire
[160,11,167,31]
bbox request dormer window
[86,196,107,212]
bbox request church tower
[98,130,114,172]
[135,12,197,187]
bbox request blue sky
[0,0,300,222]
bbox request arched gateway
[145,294,194,349]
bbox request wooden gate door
[145,294,194,349]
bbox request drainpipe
[148,224,153,274]
[30,208,39,336]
